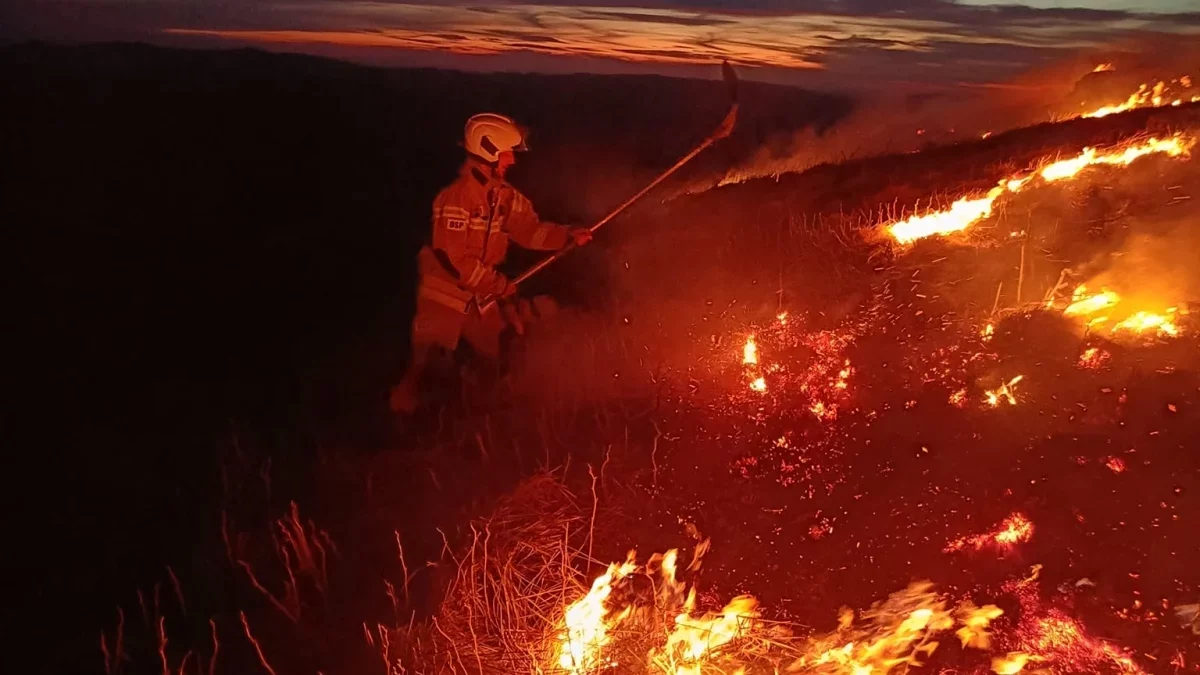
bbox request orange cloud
[156,2,1200,88]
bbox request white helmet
[464,113,528,163]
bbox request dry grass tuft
[393,472,595,675]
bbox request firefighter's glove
[569,228,594,247]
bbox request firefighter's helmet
[464,113,528,163]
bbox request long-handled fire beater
[480,61,740,315]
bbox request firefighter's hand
[569,228,593,247]
[499,280,519,298]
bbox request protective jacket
[418,158,570,312]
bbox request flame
[743,336,758,365]
[992,652,1033,673]
[1063,287,1121,317]
[946,513,1034,553]
[750,377,767,392]
[956,602,1005,650]
[1093,63,1115,73]
[980,323,995,341]
[1112,310,1179,338]
[984,375,1023,407]
[556,544,761,675]
[887,134,1194,244]
[794,582,1003,674]
[1037,136,1191,182]
[887,188,1003,244]
[658,596,758,675]
[1081,77,1198,119]
[1055,286,1185,339]
[557,554,638,673]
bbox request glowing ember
[1078,347,1111,370]
[949,388,968,408]
[886,134,1194,244]
[945,513,1034,553]
[1005,567,1148,674]
[743,336,758,365]
[1105,456,1127,473]
[834,360,852,390]
[980,323,995,341]
[810,400,837,421]
[984,375,1023,407]
[750,377,767,393]
[1021,614,1146,674]
[1112,310,1179,338]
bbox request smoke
[1077,217,1200,314]
[714,35,1200,188]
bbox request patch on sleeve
[445,217,467,231]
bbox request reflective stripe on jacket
[422,158,569,307]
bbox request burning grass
[384,470,1168,675]
[885,133,1195,245]
[1080,76,1199,120]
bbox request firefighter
[390,113,592,414]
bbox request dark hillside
[0,43,845,672]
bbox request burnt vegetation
[5,43,1200,674]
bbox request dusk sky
[6,1,1200,90]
